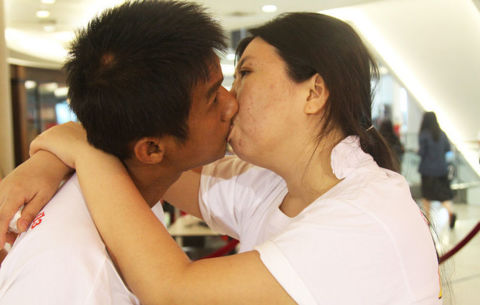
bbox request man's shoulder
[1,173,108,279]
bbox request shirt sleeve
[198,156,253,239]
[253,212,398,305]
[255,240,318,305]
[254,192,441,305]
[199,156,283,239]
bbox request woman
[379,119,404,171]
[418,111,456,228]
[1,13,441,304]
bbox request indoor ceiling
[3,0,381,68]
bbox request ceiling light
[41,0,56,4]
[5,28,68,62]
[36,10,50,18]
[25,80,37,89]
[262,5,277,13]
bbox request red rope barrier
[439,221,480,264]
[202,239,239,259]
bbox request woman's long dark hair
[420,111,441,141]
[236,13,398,172]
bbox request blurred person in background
[418,111,456,228]
[379,119,404,172]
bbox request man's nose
[221,87,238,122]
[229,85,236,97]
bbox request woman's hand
[30,122,90,169]
[0,151,72,248]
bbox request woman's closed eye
[239,69,250,77]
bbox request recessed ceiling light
[41,0,56,4]
[262,4,277,13]
[43,25,56,32]
[36,10,50,18]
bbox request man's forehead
[190,56,223,101]
[201,57,223,93]
[208,56,223,82]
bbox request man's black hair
[64,0,226,159]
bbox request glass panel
[24,81,75,147]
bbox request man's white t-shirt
[199,136,442,305]
[0,174,165,305]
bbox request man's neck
[123,161,182,208]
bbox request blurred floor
[428,202,480,305]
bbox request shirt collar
[330,136,375,179]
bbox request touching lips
[227,119,237,142]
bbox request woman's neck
[277,134,344,217]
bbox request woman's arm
[33,123,295,305]
[76,147,294,305]
[162,168,202,218]
[0,151,72,248]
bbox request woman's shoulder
[298,167,414,228]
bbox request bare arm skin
[31,122,296,305]
[163,168,202,219]
[0,126,204,247]
[0,151,72,248]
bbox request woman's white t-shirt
[199,136,442,305]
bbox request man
[0,1,236,304]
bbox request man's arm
[0,151,72,248]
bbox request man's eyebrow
[206,77,224,99]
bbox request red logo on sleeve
[31,212,45,229]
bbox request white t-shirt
[0,174,165,305]
[199,136,442,305]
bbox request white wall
[0,0,14,177]
[325,0,480,176]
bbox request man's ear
[132,137,166,164]
[305,74,329,115]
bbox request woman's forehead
[238,37,281,66]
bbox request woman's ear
[132,137,166,164]
[305,74,329,115]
